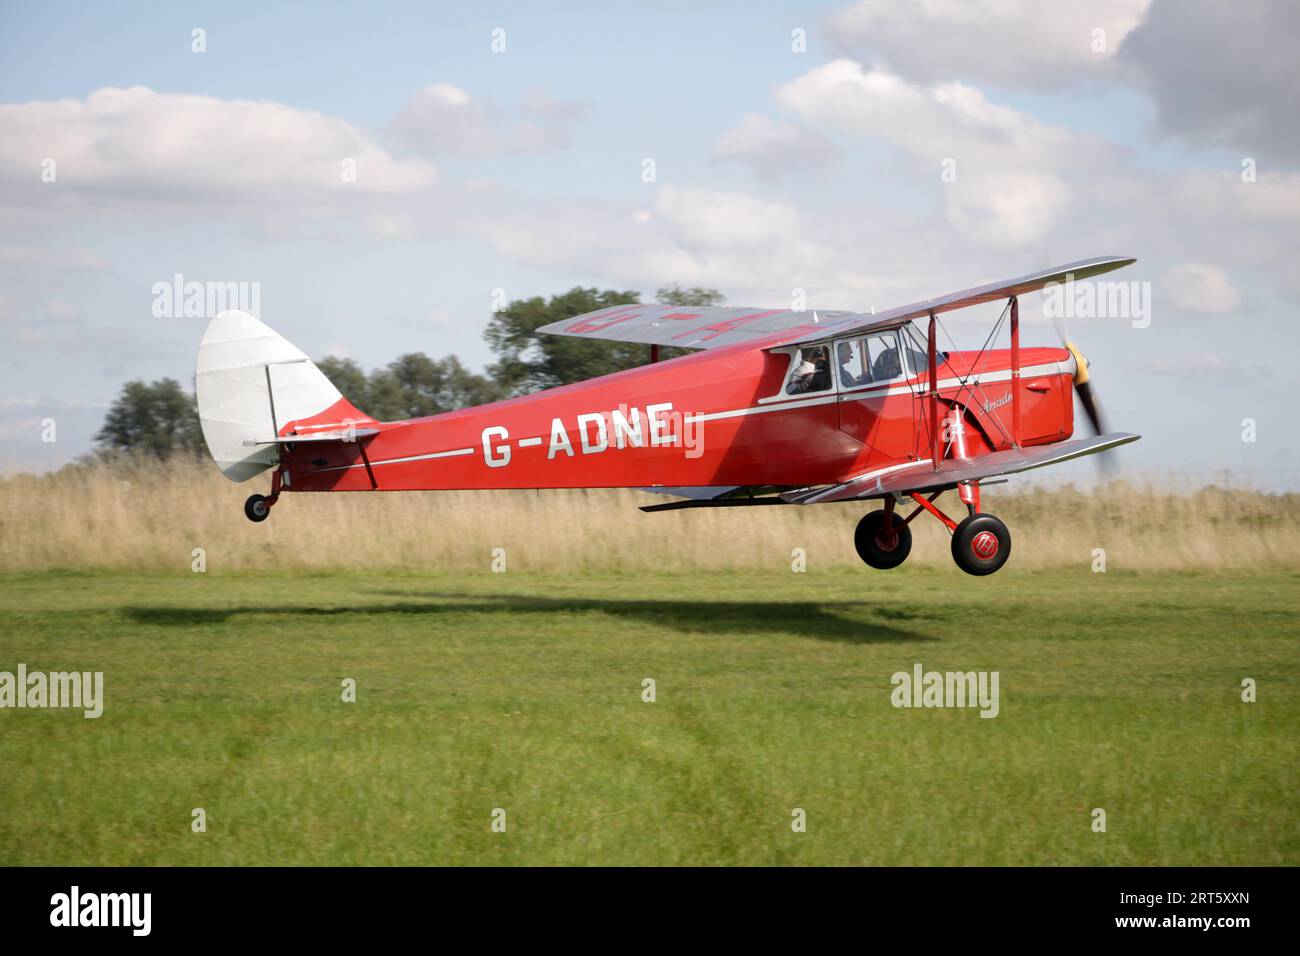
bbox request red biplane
[196,256,1139,575]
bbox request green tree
[655,284,726,308]
[381,353,503,418]
[484,285,725,394]
[94,378,204,458]
[315,356,370,411]
[361,368,408,422]
[318,353,501,421]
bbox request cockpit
[778,325,937,399]
[784,344,832,394]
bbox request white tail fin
[196,310,361,482]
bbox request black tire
[244,494,270,523]
[951,513,1011,576]
[854,510,913,569]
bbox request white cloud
[709,113,841,180]
[778,60,1080,165]
[1118,0,1300,162]
[0,245,108,272]
[1135,352,1248,385]
[389,83,585,157]
[520,87,593,122]
[652,186,802,251]
[943,170,1073,246]
[776,60,1083,243]
[462,179,967,310]
[827,0,1151,88]
[46,300,78,321]
[1163,263,1241,313]
[0,86,434,209]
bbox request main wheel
[951,513,1011,576]
[244,494,271,523]
[854,510,912,569]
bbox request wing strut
[1010,295,1021,448]
[358,442,379,489]
[928,311,940,470]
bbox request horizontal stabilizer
[196,310,374,482]
[783,433,1140,504]
[243,428,379,447]
[638,485,742,500]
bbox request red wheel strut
[907,491,959,532]
[266,468,283,509]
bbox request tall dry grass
[1,457,1298,573]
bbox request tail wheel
[854,510,912,570]
[244,494,271,523]
[951,514,1011,576]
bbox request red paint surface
[278,337,1076,494]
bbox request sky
[1,0,1297,488]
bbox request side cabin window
[784,344,833,395]
[834,331,913,389]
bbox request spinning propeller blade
[1051,315,1113,474]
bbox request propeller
[1049,313,1117,478]
[1049,313,1106,437]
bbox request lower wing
[782,433,1140,504]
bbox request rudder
[196,310,372,482]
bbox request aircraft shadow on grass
[122,593,936,646]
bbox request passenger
[872,345,903,380]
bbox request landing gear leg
[244,470,282,523]
[906,484,1013,576]
[854,498,913,570]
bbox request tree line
[94,285,724,458]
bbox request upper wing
[782,433,1140,504]
[536,256,1135,351]
[778,256,1136,347]
[534,304,867,350]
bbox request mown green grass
[0,567,1295,865]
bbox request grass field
[4,458,1300,573]
[1,566,1295,866]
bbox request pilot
[788,347,831,393]
[837,342,866,387]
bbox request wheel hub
[971,530,999,559]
